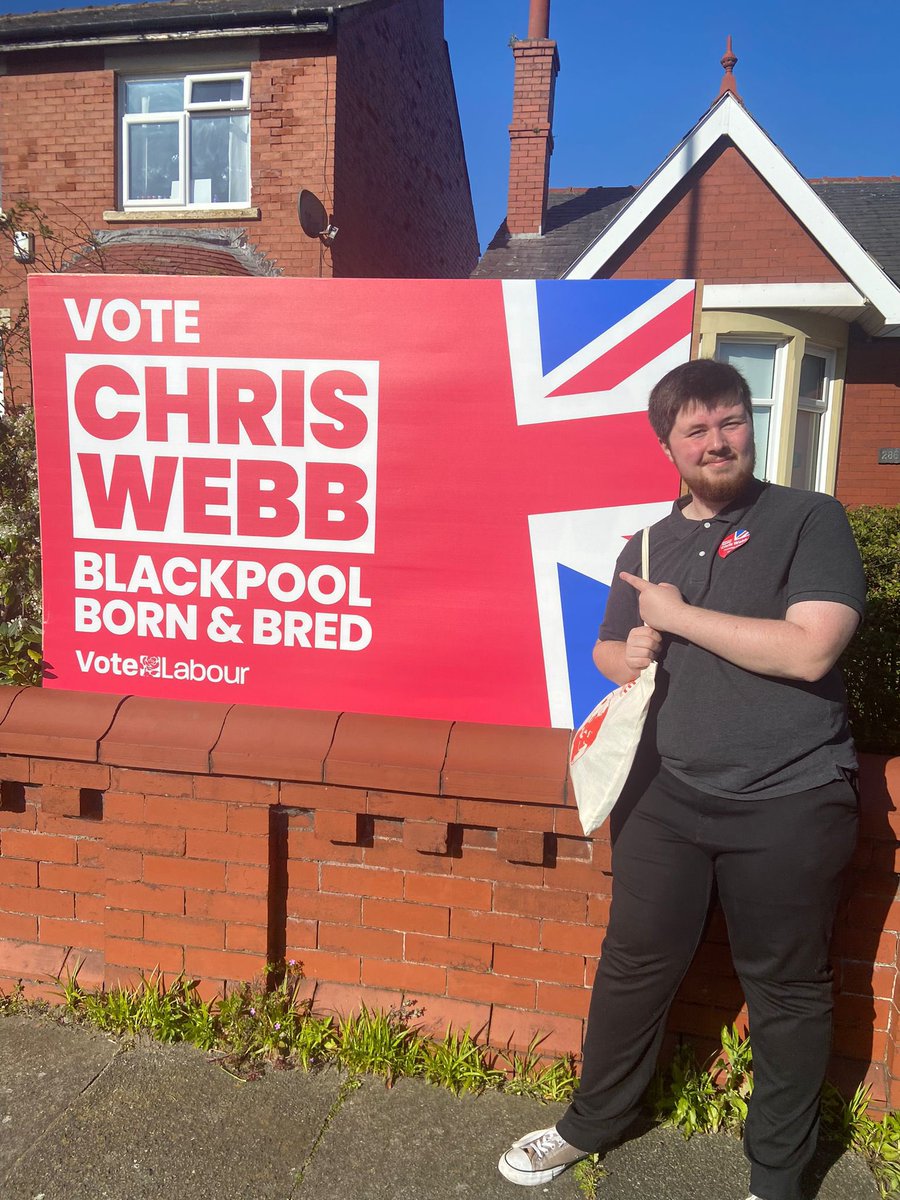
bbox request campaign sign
[28,275,692,728]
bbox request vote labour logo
[140,655,161,677]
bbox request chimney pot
[527,0,550,40]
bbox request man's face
[661,397,756,506]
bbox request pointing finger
[619,571,649,590]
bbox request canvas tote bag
[569,526,656,835]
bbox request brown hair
[648,359,752,441]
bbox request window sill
[103,207,261,223]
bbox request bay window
[702,313,845,494]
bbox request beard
[681,447,756,506]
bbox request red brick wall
[0,686,897,1106]
[605,144,847,284]
[837,334,900,507]
[331,0,478,277]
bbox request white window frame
[793,343,837,493]
[120,70,251,210]
[713,336,789,484]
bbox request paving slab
[598,1121,880,1200]
[0,1015,120,1177]
[1,1033,343,1200]
[297,1074,581,1200]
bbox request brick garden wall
[0,686,897,1108]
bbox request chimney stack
[506,0,559,236]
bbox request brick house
[0,0,478,405]
[476,12,900,509]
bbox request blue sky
[3,0,899,249]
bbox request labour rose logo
[140,656,162,677]
[570,705,611,763]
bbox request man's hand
[619,572,685,634]
[623,624,663,674]
[593,623,663,685]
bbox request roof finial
[716,35,743,104]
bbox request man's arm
[620,574,860,683]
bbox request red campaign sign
[28,275,692,728]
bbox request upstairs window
[121,71,250,209]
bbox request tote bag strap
[641,525,650,581]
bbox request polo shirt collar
[669,477,768,539]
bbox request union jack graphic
[503,279,695,728]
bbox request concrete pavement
[0,1014,881,1200]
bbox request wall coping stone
[211,704,340,782]
[97,695,231,772]
[0,687,124,762]
[442,721,571,804]
[325,712,453,795]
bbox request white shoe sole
[497,1151,572,1186]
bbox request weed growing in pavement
[423,1026,505,1096]
[650,1023,753,1137]
[500,1033,577,1102]
[572,1154,607,1199]
[45,962,574,1099]
[335,1001,427,1086]
[821,1082,900,1199]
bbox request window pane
[717,342,776,400]
[189,113,249,204]
[752,406,771,479]
[791,408,821,491]
[128,122,180,202]
[125,78,182,115]
[799,352,827,408]
[190,78,244,105]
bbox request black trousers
[556,766,858,1200]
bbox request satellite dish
[298,189,329,239]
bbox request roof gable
[599,142,847,285]
[563,93,900,332]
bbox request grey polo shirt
[598,479,867,799]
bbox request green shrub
[0,406,42,685]
[842,505,900,755]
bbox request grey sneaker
[498,1126,587,1186]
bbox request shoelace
[528,1130,564,1161]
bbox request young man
[498,360,866,1200]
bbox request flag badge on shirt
[718,528,751,558]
